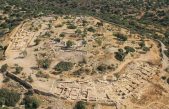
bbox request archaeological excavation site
[0,15,169,109]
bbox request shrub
[67,24,77,29]
[115,49,126,61]
[66,40,74,48]
[167,78,169,84]
[23,95,40,109]
[96,22,103,27]
[114,33,127,41]
[14,66,23,74]
[164,30,169,37]
[82,40,87,45]
[34,38,41,46]
[73,69,83,76]
[37,58,51,69]
[63,16,71,19]
[0,64,8,72]
[161,76,166,80]
[0,45,3,50]
[138,40,150,52]
[142,47,150,52]
[59,32,65,37]
[44,32,51,37]
[114,73,120,79]
[81,33,87,38]
[36,71,49,78]
[48,24,52,29]
[73,68,90,76]
[87,27,95,32]
[97,64,107,72]
[124,46,135,53]
[0,89,20,107]
[55,16,58,20]
[54,61,74,72]
[82,20,88,26]
[54,38,60,43]
[20,50,27,58]
[74,101,86,109]
[75,29,82,35]
[0,52,4,60]
[0,97,5,107]
[95,38,102,46]
[139,40,145,48]
[165,67,169,73]
[164,49,169,58]
[27,76,33,83]
[2,77,10,83]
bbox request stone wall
[5,71,56,97]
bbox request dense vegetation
[74,101,86,109]
[0,0,169,55]
[54,61,74,72]
[0,88,20,107]
[1,0,169,59]
[0,1,169,50]
[23,95,40,109]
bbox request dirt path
[147,102,169,109]
[0,73,3,88]
[158,40,169,70]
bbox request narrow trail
[0,73,3,88]
[146,102,169,109]
[156,40,169,70]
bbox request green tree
[115,49,126,61]
[0,89,20,107]
[66,40,74,48]
[23,95,40,109]
[87,27,95,32]
[0,64,8,72]
[54,61,74,72]
[37,58,51,69]
[124,46,135,53]
[59,32,65,37]
[114,33,127,41]
[74,101,86,109]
